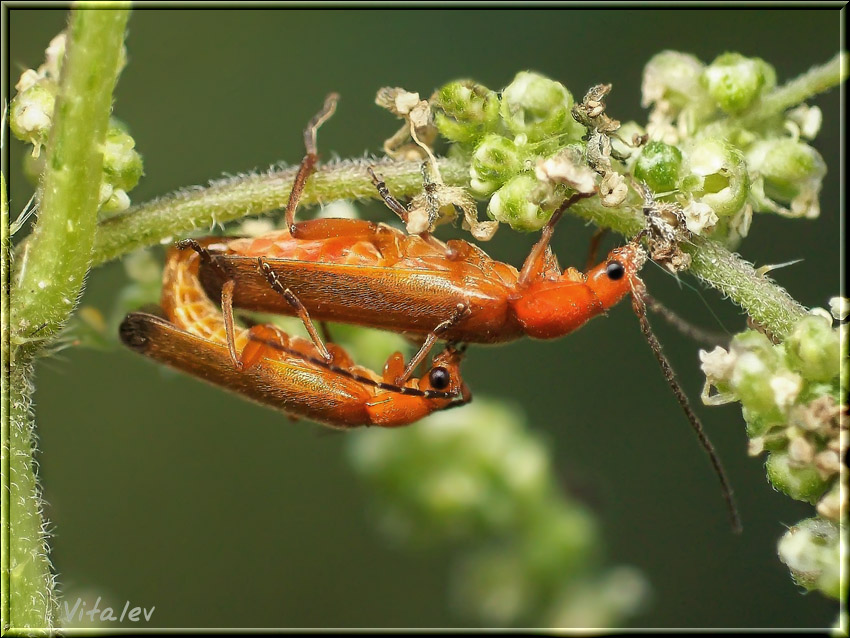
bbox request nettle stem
[92,155,804,338]
[5,6,130,630]
[11,7,130,354]
[90,156,471,265]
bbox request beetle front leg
[394,303,470,385]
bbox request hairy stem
[10,7,130,355]
[707,52,848,137]
[740,52,848,127]
[90,156,470,266]
[684,238,807,338]
[7,364,55,631]
[5,6,131,630]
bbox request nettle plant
[2,8,846,631]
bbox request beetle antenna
[630,286,742,533]
[641,292,729,347]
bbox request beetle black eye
[429,366,451,390]
[606,260,625,281]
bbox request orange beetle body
[196,218,646,345]
[120,244,469,429]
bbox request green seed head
[469,134,524,197]
[102,127,143,193]
[765,452,830,504]
[682,138,750,217]
[487,173,549,232]
[633,140,683,193]
[747,139,825,209]
[10,82,56,157]
[701,53,774,114]
[432,80,501,144]
[777,517,842,599]
[500,71,583,142]
[641,51,707,112]
[784,315,840,383]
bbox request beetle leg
[319,321,334,344]
[220,279,243,370]
[370,165,458,260]
[395,303,470,385]
[586,227,609,271]
[518,190,597,288]
[256,258,332,362]
[368,166,410,223]
[286,93,339,238]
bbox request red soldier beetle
[119,242,471,429]
[185,95,741,530]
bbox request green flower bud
[10,82,56,157]
[469,134,524,197]
[731,330,779,367]
[682,138,749,217]
[500,71,583,142]
[641,51,707,112]
[777,517,841,599]
[784,315,840,382]
[701,53,773,113]
[102,127,143,192]
[633,141,683,193]
[432,80,501,144]
[747,139,825,206]
[765,452,830,503]
[730,352,784,423]
[487,173,549,232]
[743,407,780,439]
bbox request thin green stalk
[684,237,807,339]
[90,156,471,266]
[11,7,130,356]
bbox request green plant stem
[90,155,803,339]
[745,52,847,123]
[684,238,807,338]
[10,7,130,355]
[90,156,471,266]
[563,194,808,337]
[7,364,54,631]
[5,7,130,630]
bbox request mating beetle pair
[120,93,739,530]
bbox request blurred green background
[7,7,842,629]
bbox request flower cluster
[700,301,847,600]
[636,52,826,239]
[432,73,594,233]
[426,52,829,242]
[346,399,648,627]
[10,32,143,214]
